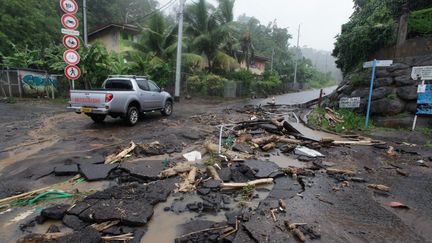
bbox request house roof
[88,23,140,37]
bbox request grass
[204,153,221,166]
[309,108,370,133]
[238,184,255,208]
[425,141,432,148]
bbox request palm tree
[184,0,237,72]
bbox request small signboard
[63,50,80,65]
[61,14,79,30]
[411,66,432,80]
[363,60,393,68]
[339,97,361,108]
[416,84,432,115]
[60,0,78,14]
[63,35,79,49]
[65,65,81,80]
[61,28,80,36]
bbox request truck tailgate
[70,90,106,108]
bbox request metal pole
[174,0,186,101]
[365,59,377,129]
[412,79,425,131]
[83,0,88,47]
[17,70,22,98]
[293,24,301,85]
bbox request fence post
[17,70,22,98]
[6,67,12,97]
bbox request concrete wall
[0,69,59,98]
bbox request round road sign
[60,0,78,14]
[61,14,79,30]
[65,65,81,80]
[63,50,80,65]
[63,35,79,49]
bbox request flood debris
[182,151,202,162]
[295,146,325,158]
[368,184,391,192]
[387,201,410,209]
[105,141,137,164]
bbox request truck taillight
[105,93,114,103]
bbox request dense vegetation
[0,0,333,96]
[333,0,432,75]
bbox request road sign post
[363,59,393,128]
[60,0,80,89]
[411,66,432,131]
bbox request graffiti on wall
[20,71,59,95]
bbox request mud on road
[0,97,432,243]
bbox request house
[236,52,269,75]
[88,24,140,53]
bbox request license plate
[80,107,93,113]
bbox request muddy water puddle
[142,184,273,243]
[262,152,308,168]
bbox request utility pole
[271,48,275,72]
[83,0,88,47]
[174,0,186,101]
[293,24,301,85]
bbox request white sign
[339,97,361,108]
[60,0,78,14]
[61,28,80,36]
[363,60,393,68]
[412,66,432,80]
[63,50,80,65]
[61,14,79,30]
[65,65,81,80]
[418,84,426,93]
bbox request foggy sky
[161,0,355,51]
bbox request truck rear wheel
[124,106,139,126]
[90,114,106,123]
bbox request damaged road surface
[1,93,432,243]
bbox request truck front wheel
[124,106,139,126]
[90,114,106,123]
[161,100,173,116]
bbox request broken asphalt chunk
[54,164,79,176]
[79,163,118,181]
[41,204,71,220]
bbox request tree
[184,0,236,72]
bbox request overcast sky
[161,0,355,51]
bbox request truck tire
[90,114,106,123]
[124,106,139,126]
[161,100,173,116]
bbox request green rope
[27,191,74,205]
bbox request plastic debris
[294,146,325,158]
[183,151,202,162]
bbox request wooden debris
[177,167,198,192]
[386,146,398,157]
[278,199,286,210]
[396,169,408,177]
[160,163,194,178]
[262,142,276,151]
[326,168,356,176]
[219,220,239,239]
[206,166,222,182]
[368,184,390,192]
[101,233,134,241]
[105,141,137,164]
[252,135,302,146]
[270,208,278,222]
[271,117,285,129]
[176,226,230,240]
[283,221,307,242]
[222,178,274,189]
[332,140,385,146]
[281,166,305,176]
[91,220,120,231]
[17,233,67,243]
[292,228,306,242]
[204,142,245,160]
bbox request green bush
[309,108,370,133]
[186,73,227,96]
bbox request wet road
[255,86,337,105]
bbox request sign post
[363,59,393,128]
[60,0,80,89]
[411,66,432,131]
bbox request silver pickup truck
[67,75,173,126]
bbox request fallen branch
[160,163,194,178]
[252,135,302,146]
[262,142,276,151]
[105,141,137,164]
[222,178,273,189]
[17,232,67,242]
[368,184,390,192]
[91,220,119,232]
[176,226,230,240]
[206,166,222,181]
[177,167,198,192]
[326,168,356,176]
[101,233,134,241]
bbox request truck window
[148,80,160,92]
[104,79,133,90]
[136,79,150,91]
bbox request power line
[130,0,177,24]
